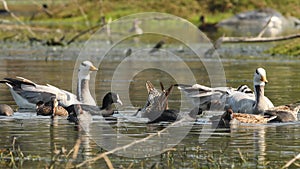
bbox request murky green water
[0,45,300,168]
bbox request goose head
[78,61,98,80]
[253,68,268,86]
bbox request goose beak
[89,65,98,71]
[260,75,268,84]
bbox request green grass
[265,38,300,57]
[1,0,300,55]
[5,0,300,27]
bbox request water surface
[0,46,300,168]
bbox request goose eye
[81,62,87,66]
[255,69,259,75]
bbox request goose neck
[254,85,266,114]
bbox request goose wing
[226,92,273,114]
[176,84,233,111]
[176,83,258,112]
[226,92,256,114]
[46,84,81,106]
[1,77,80,108]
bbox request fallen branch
[257,16,273,38]
[219,33,300,43]
[66,24,100,45]
[65,138,81,169]
[282,153,300,168]
[3,33,17,41]
[1,0,36,37]
[237,148,247,163]
[103,154,114,169]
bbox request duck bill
[146,81,155,93]
[260,76,268,84]
[89,65,98,71]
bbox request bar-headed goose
[227,68,274,114]
[76,61,98,105]
[66,92,122,124]
[176,68,274,114]
[0,61,98,109]
[176,83,253,112]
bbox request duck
[134,81,198,123]
[211,107,277,128]
[66,92,123,124]
[36,97,68,117]
[134,81,177,123]
[123,48,132,58]
[0,104,14,116]
[176,68,274,114]
[149,40,165,54]
[227,68,274,114]
[0,61,98,109]
[129,19,143,35]
[198,15,218,32]
[264,103,300,122]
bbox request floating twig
[76,118,188,168]
[282,153,300,168]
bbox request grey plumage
[1,61,98,109]
[176,68,274,114]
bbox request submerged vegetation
[0,132,299,168]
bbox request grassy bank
[3,0,300,30]
[1,0,300,55]
[265,38,300,57]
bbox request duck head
[101,92,123,110]
[36,101,45,109]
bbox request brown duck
[212,108,276,128]
[36,97,68,117]
[264,103,300,122]
[0,104,14,116]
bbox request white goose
[1,61,98,109]
[227,68,274,114]
[177,68,274,114]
